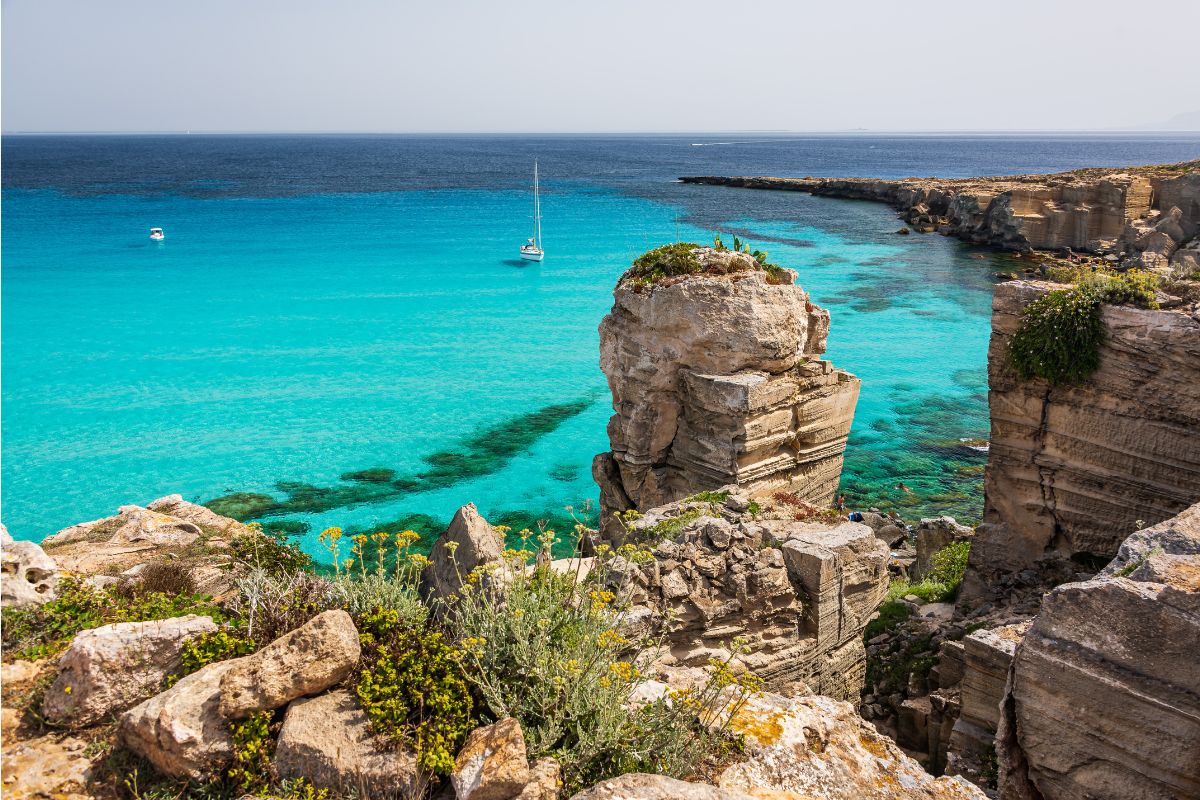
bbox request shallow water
[4,134,1198,554]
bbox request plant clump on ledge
[622,237,793,289]
[1008,268,1160,386]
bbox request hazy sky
[3,0,1199,133]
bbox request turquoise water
[5,135,1197,555]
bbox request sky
[3,0,1199,133]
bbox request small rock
[453,717,530,800]
[219,609,360,720]
[516,756,562,800]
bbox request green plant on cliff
[1009,269,1160,385]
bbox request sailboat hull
[519,250,544,262]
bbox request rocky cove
[3,172,1200,800]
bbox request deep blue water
[4,133,1199,554]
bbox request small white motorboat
[519,162,544,262]
[150,227,165,241]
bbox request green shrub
[1009,288,1104,385]
[927,539,970,587]
[1,576,225,662]
[166,630,257,688]
[1010,270,1160,385]
[445,533,757,794]
[624,242,703,285]
[228,711,273,794]
[354,608,475,775]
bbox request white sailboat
[519,161,544,262]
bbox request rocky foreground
[4,241,1200,800]
[682,161,1200,274]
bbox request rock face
[996,503,1200,800]
[219,609,360,719]
[944,623,1029,782]
[120,659,240,779]
[569,774,758,800]
[273,689,422,798]
[618,491,888,699]
[681,162,1200,258]
[422,503,506,601]
[716,690,986,799]
[1,524,61,607]
[965,281,1200,591]
[42,615,218,727]
[452,717,530,800]
[594,249,859,541]
[40,495,248,575]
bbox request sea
[4,133,1198,557]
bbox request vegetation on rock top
[622,238,793,288]
[1009,268,1160,386]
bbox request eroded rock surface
[42,615,218,727]
[594,249,858,541]
[219,609,359,719]
[1,524,61,607]
[452,717,530,800]
[996,503,1200,800]
[716,690,986,799]
[422,502,506,601]
[965,281,1200,591]
[618,491,887,699]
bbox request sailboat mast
[533,161,542,248]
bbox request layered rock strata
[594,248,859,541]
[682,162,1200,266]
[617,490,888,699]
[996,502,1200,800]
[965,281,1200,592]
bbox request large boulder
[120,659,240,779]
[42,615,218,727]
[273,689,422,797]
[997,503,1200,800]
[219,609,359,719]
[421,503,505,602]
[452,717,530,800]
[1,524,61,607]
[715,690,986,800]
[145,495,253,538]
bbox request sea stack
[593,244,859,540]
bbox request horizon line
[4,129,1200,137]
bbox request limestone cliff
[682,162,1200,270]
[964,281,1200,592]
[996,503,1200,800]
[593,247,859,541]
[618,488,889,700]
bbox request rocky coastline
[3,237,1199,800]
[681,161,1200,274]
